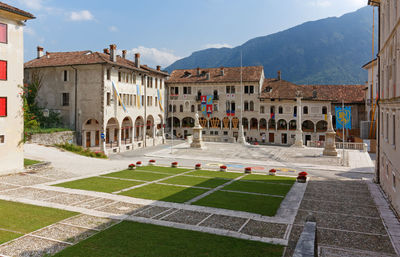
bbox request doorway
[269,133,274,143]
[305,135,311,145]
[281,133,287,144]
[86,131,91,147]
[95,131,100,146]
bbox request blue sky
[6,0,368,68]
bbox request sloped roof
[24,50,168,76]
[261,78,366,103]
[166,66,263,84]
[0,2,35,19]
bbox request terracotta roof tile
[0,2,35,19]
[261,79,366,103]
[24,50,168,76]
[166,66,263,84]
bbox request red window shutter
[0,23,6,43]
[0,97,6,117]
[0,61,6,80]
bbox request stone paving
[284,178,399,257]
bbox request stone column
[323,112,338,156]
[117,128,121,149]
[293,94,304,147]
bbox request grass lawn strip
[136,166,192,174]
[156,182,212,190]
[223,180,292,196]
[54,177,144,193]
[119,184,208,203]
[240,174,296,185]
[102,169,171,182]
[160,175,229,188]
[186,170,243,179]
[193,191,284,216]
[54,221,284,257]
[0,200,77,245]
[24,158,41,167]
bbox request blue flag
[335,106,351,129]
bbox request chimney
[220,67,224,76]
[122,50,127,59]
[37,46,44,58]
[110,44,117,62]
[103,48,110,54]
[197,67,200,76]
[277,70,281,80]
[135,53,140,68]
[206,72,210,80]
[45,51,50,59]
[156,65,161,71]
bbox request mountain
[166,7,377,85]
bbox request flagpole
[342,100,345,166]
[171,96,173,154]
[240,51,243,129]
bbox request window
[214,104,218,112]
[250,101,254,111]
[155,97,158,106]
[173,105,176,112]
[170,87,179,95]
[244,101,249,111]
[226,86,230,94]
[62,93,69,106]
[322,106,327,115]
[191,105,195,112]
[0,97,6,116]
[231,86,235,94]
[198,104,201,111]
[0,23,6,44]
[249,86,254,94]
[63,70,68,81]
[393,173,396,190]
[244,86,249,94]
[387,113,389,141]
[180,105,183,112]
[0,135,4,143]
[224,131,228,135]
[106,69,111,80]
[393,114,396,147]
[0,60,7,80]
[107,92,111,105]
[278,106,283,114]
[168,104,172,112]
[183,86,192,94]
[294,106,297,116]
[270,106,275,114]
[260,106,265,114]
[303,106,308,114]
[118,72,122,82]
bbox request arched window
[277,119,287,130]
[260,106,265,114]
[244,101,249,111]
[278,106,283,114]
[250,118,258,129]
[213,90,218,100]
[294,106,297,116]
[250,101,254,111]
[197,90,201,100]
[231,102,235,112]
[303,106,308,114]
[270,106,275,114]
[173,105,176,112]
[268,119,276,130]
[322,106,327,114]
[226,101,231,112]
[242,118,249,129]
[191,105,195,112]
[179,105,183,112]
[289,120,297,130]
[260,119,267,129]
[168,104,172,112]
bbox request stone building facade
[24,44,168,154]
[369,0,400,215]
[0,3,34,175]
[166,67,365,145]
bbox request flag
[335,106,351,129]
[270,112,275,119]
[201,95,207,104]
[157,89,164,111]
[136,85,141,107]
[112,81,127,112]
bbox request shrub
[55,143,107,159]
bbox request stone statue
[194,111,200,127]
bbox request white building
[361,58,378,139]
[166,67,365,145]
[0,3,34,175]
[24,44,168,154]
[369,0,400,215]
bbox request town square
[0,0,399,256]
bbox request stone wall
[28,131,75,145]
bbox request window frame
[0,23,7,44]
[0,60,7,81]
[62,93,70,107]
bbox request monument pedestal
[323,112,338,156]
[190,126,204,149]
[237,125,248,145]
[293,129,304,148]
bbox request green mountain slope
[166,7,377,85]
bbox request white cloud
[307,0,332,8]
[69,10,94,21]
[109,26,118,32]
[17,0,43,10]
[204,43,232,49]
[124,46,182,68]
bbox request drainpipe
[375,6,381,184]
[71,66,80,145]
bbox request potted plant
[269,168,277,176]
[171,161,178,168]
[149,159,156,166]
[128,163,136,170]
[220,165,227,172]
[297,171,308,183]
[244,167,252,174]
[136,161,142,167]
[195,163,201,170]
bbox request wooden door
[281,133,287,144]
[114,128,118,142]
[86,132,91,147]
[269,133,274,143]
[95,131,100,146]
[106,129,109,143]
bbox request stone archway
[316,120,328,132]
[121,117,133,144]
[146,115,155,138]
[135,116,144,141]
[82,118,101,148]
[106,117,120,147]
